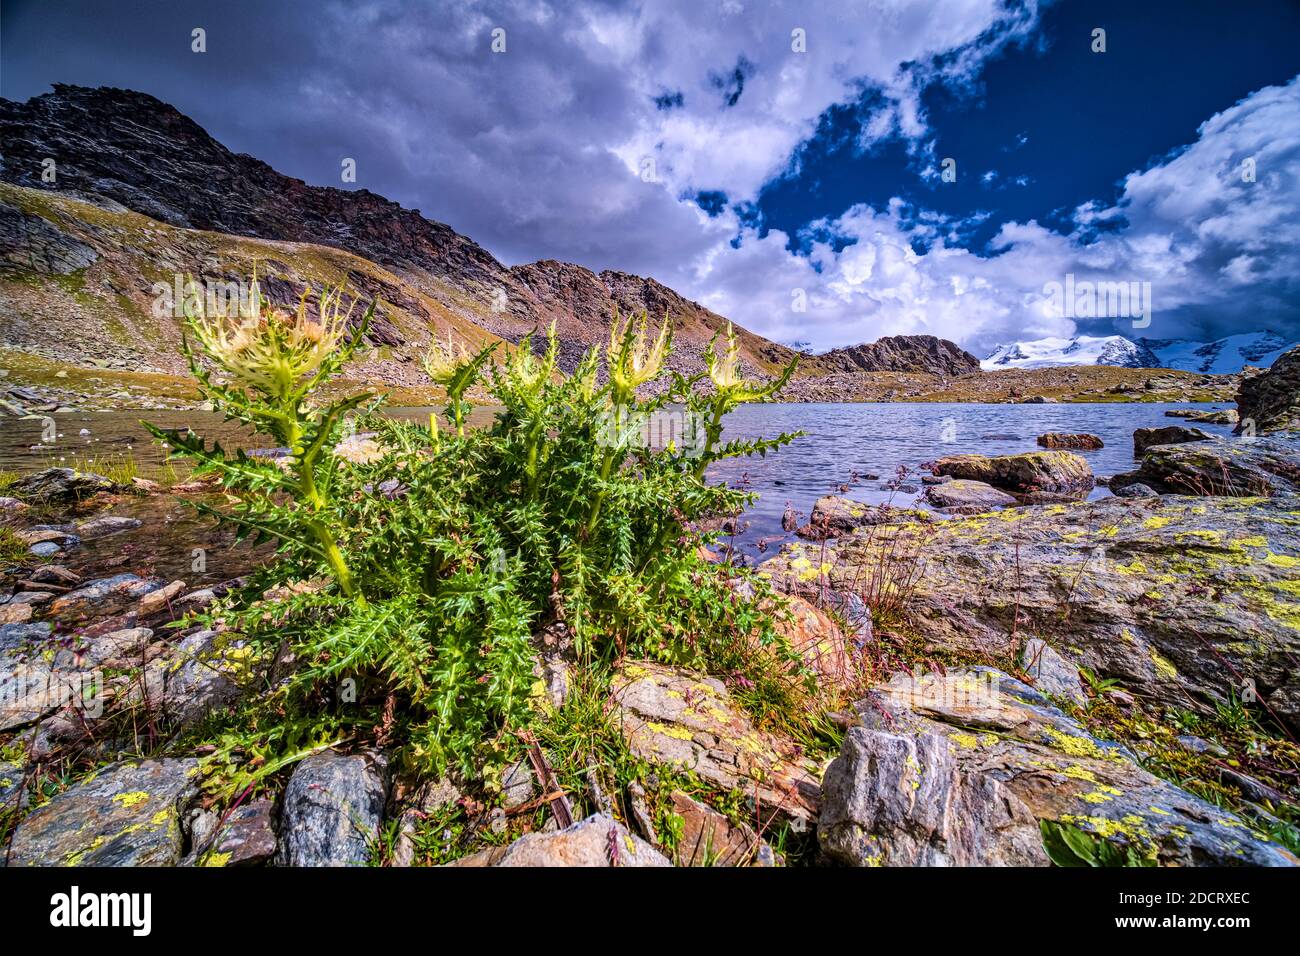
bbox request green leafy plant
[1040,819,1157,867]
[152,283,808,793]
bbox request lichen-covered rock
[135,629,250,726]
[796,495,929,539]
[1110,437,1300,496]
[0,760,27,811]
[277,749,388,867]
[611,661,823,823]
[1186,408,1238,425]
[932,451,1094,497]
[449,813,671,867]
[1236,345,1300,434]
[1133,425,1212,457]
[8,758,200,866]
[1037,433,1103,450]
[923,478,1017,512]
[819,669,1297,867]
[0,620,105,732]
[762,494,1300,732]
[8,467,117,502]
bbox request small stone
[1175,734,1228,757]
[207,799,278,866]
[0,602,33,625]
[277,749,389,867]
[138,579,186,616]
[449,814,670,867]
[48,574,165,622]
[667,790,773,867]
[76,515,143,538]
[1113,482,1158,498]
[500,759,536,810]
[9,591,54,605]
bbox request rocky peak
[817,334,980,376]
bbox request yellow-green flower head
[608,309,671,403]
[708,322,745,390]
[423,332,470,386]
[189,278,351,399]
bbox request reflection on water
[1,401,1235,568]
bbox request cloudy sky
[4,0,1300,354]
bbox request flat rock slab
[1133,425,1212,457]
[819,669,1297,867]
[48,573,166,623]
[277,749,388,867]
[762,494,1300,733]
[611,661,823,823]
[797,495,931,540]
[923,478,1017,511]
[8,758,200,866]
[933,450,1094,495]
[1110,437,1300,496]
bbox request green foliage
[153,286,805,794]
[1078,665,1121,697]
[1040,819,1157,867]
[0,526,29,566]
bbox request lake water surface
[1,401,1236,563]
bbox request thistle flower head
[608,308,671,404]
[423,332,471,386]
[188,278,352,400]
[708,322,745,390]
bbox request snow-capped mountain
[1139,331,1296,374]
[981,335,1159,370]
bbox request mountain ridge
[0,84,796,381]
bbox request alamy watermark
[595,407,707,456]
[1043,273,1152,329]
[151,275,258,320]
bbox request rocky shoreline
[1,351,1298,868]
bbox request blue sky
[756,0,1300,259]
[4,0,1300,353]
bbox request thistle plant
[694,321,799,476]
[586,308,672,533]
[146,277,376,603]
[423,332,496,435]
[162,295,808,792]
